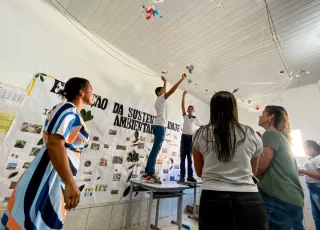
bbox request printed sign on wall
[0,76,183,208]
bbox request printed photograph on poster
[84,161,92,167]
[23,162,30,169]
[83,171,93,175]
[14,140,26,149]
[10,153,18,159]
[104,144,109,148]
[138,143,145,149]
[99,158,107,166]
[6,162,17,170]
[109,129,117,135]
[112,156,123,164]
[2,197,10,203]
[20,122,42,134]
[112,173,121,181]
[90,143,100,150]
[9,182,17,189]
[93,136,99,141]
[111,190,119,195]
[29,147,40,156]
[116,145,126,151]
[95,184,107,192]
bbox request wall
[0,0,208,229]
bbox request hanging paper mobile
[232,88,239,94]
[255,105,260,111]
[161,70,168,74]
[187,79,192,84]
[142,5,162,20]
[186,65,194,74]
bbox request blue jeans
[145,125,165,176]
[307,183,320,230]
[180,134,193,178]
[259,188,305,230]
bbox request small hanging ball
[255,105,260,110]
[279,70,285,74]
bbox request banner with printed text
[0,75,184,208]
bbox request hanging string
[264,0,291,78]
[48,0,160,77]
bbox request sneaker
[187,177,197,183]
[178,177,185,183]
[141,173,148,180]
[146,175,162,184]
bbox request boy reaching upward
[142,74,187,184]
[179,91,202,183]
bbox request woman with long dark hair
[193,91,267,230]
[257,105,304,230]
[299,140,320,230]
[1,77,93,230]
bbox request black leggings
[199,190,268,230]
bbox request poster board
[0,75,183,208]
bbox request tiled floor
[129,214,198,230]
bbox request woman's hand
[64,180,81,210]
[298,169,306,175]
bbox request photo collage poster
[0,75,183,207]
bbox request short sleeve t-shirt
[303,154,320,183]
[193,124,263,192]
[153,95,167,127]
[182,113,202,135]
[258,130,304,207]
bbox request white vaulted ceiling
[45,0,320,110]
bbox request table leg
[147,190,154,230]
[125,184,134,230]
[177,194,183,230]
[155,199,160,227]
[193,187,197,216]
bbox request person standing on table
[193,91,267,230]
[0,78,93,230]
[142,73,187,184]
[299,140,320,230]
[179,91,202,183]
[256,105,304,230]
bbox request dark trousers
[259,188,305,230]
[180,134,193,178]
[145,125,165,176]
[307,183,320,230]
[199,190,268,230]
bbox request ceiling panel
[46,0,320,110]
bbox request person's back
[194,124,262,192]
[192,91,267,230]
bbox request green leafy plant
[80,109,94,122]
[126,150,139,162]
[79,184,85,192]
[8,172,18,179]
[37,137,43,146]
[34,73,47,82]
